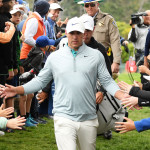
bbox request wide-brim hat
[77,0,104,5]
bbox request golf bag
[96,82,128,135]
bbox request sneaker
[103,130,112,140]
[25,118,37,127]
[34,118,47,124]
[28,115,38,125]
[47,115,53,120]
[5,128,14,133]
[0,131,5,136]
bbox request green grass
[0,72,150,150]
[117,72,141,84]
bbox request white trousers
[54,116,99,150]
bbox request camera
[131,12,147,25]
[19,69,36,85]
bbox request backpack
[96,82,128,135]
[22,47,44,73]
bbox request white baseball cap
[66,17,85,33]
[50,3,63,11]
[80,14,94,31]
[13,4,27,14]
[10,7,24,15]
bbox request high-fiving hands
[0,84,17,100]
[0,104,14,118]
[115,117,136,133]
[118,81,132,93]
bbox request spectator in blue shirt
[115,117,150,133]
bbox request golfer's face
[67,31,83,51]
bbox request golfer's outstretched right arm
[0,84,24,99]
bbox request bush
[116,21,131,39]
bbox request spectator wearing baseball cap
[22,35,55,74]
[36,35,55,47]
[3,6,25,131]
[44,2,65,45]
[41,1,64,120]
[10,7,24,25]
[80,13,112,103]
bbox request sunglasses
[84,3,96,8]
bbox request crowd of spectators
[0,0,68,135]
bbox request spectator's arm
[134,118,150,132]
[128,26,137,42]
[0,22,15,44]
[138,98,150,106]
[129,86,150,100]
[0,117,8,130]
[24,18,38,46]
[142,82,150,91]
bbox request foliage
[60,0,84,19]
[27,0,150,22]
[116,21,131,39]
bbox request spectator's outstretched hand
[139,65,148,74]
[6,116,26,130]
[147,55,150,61]
[121,96,139,110]
[115,117,136,133]
[0,104,14,118]
[0,84,17,100]
[118,81,132,93]
[133,81,142,89]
